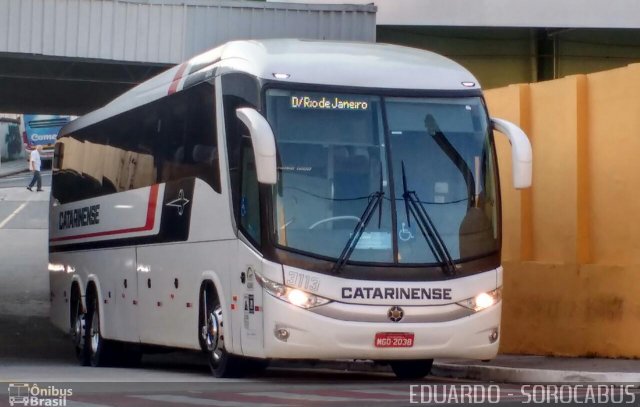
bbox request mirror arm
[491,118,532,189]
[236,108,278,185]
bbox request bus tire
[390,359,434,379]
[200,284,246,378]
[70,287,88,366]
[84,290,115,367]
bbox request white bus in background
[49,39,532,379]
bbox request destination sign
[291,96,369,111]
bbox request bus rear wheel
[70,293,88,366]
[200,285,245,378]
[84,292,115,367]
[390,359,434,379]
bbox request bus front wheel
[389,359,434,379]
[200,285,245,378]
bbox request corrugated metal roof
[272,0,640,29]
[0,0,376,64]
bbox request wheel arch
[198,271,234,353]
[69,280,83,330]
[199,272,227,311]
[84,275,106,338]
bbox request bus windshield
[266,89,498,266]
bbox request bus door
[232,120,265,357]
[234,244,264,357]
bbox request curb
[271,359,640,385]
[432,363,640,385]
[0,167,29,178]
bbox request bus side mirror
[236,108,277,185]
[491,118,532,189]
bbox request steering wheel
[308,216,361,230]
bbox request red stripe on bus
[168,63,188,95]
[50,185,160,242]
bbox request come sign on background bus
[22,114,74,161]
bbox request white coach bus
[49,39,532,379]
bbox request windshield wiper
[331,191,384,274]
[401,161,456,276]
[332,168,385,274]
[426,114,477,207]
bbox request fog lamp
[489,328,499,343]
[275,328,290,342]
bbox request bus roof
[62,39,480,136]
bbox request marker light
[457,288,502,312]
[273,73,291,79]
[255,272,330,309]
[48,263,66,272]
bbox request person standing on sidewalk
[26,145,43,192]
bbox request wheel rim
[72,302,83,348]
[203,305,224,367]
[90,302,100,354]
[203,311,218,351]
[73,314,82,346]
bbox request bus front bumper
[262,293,501,361]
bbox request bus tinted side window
[53,101,161,204]
[104,103,160,194]
[52,81,220,204]
[160,82,220,192]
[52,136,88,204]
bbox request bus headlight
[457,288,502,312]
[255,272,331,309]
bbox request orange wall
[486,65,640,357]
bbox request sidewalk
[433,355,640,384]
[0,158,28,177]
[274,356,640,384]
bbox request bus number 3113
[286,270,320,293]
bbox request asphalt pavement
[0,175,56,369]
[0,180,50,317]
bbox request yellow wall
[486,65,640,358]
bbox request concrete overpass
[0,0,376,114]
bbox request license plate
[374,332,414,348]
